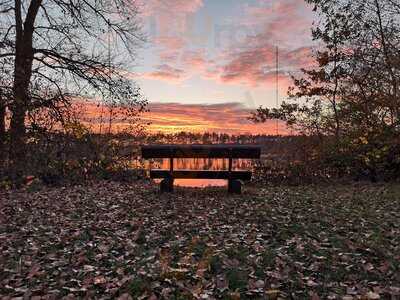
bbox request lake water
[146,158,254,187]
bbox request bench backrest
[141,144,261,159]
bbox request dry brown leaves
[1,182,400,299]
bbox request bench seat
[142,144,261,159]
[150,170,252,180]
[141,144,261,194]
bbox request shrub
[2,129,145,187]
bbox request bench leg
[228,179,242,194]
[160,178,174,193]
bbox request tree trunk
[0,100,6,166]
[9,0,42,180]
[374,0,399,122]
[9,98,27,178]
[10,52,34,179]
[9,48,34,179]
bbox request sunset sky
[104,0,316,134]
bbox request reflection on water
[156,158,253,170]
[155,178,228,187]
[148,158,254,187]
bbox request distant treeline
[126,131,297,145]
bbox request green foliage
[226,268,248,292]
[209,255,223,274]
[127,278,149,297]
[192,239,208,258]
[135,229,147,245]
[225,246,249,264]
[260,249,276,269]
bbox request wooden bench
[141,144,261,194]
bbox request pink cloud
[216,45,313,89]
[242,0,313,42]
[181,50,210,71]
[139,50,212,83]
[143,64,186,82]
[140,0,203,17]
[140,0,203,38]
[244,0,306,21]
[154,36,186,50]
[154,37,186,63]
[207,0,315,89]
[137,0,315,89]
[139,0,205,71]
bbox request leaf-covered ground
[1,182,400,299]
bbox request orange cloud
[76,100,287,135]
[142,102,288,134]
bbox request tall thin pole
[276,46,279,136]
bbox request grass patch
[209,255,223,274]
[127,277,150,297]
[226,268,248,292]
[225,245,249,264]
[192,239,208,259]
